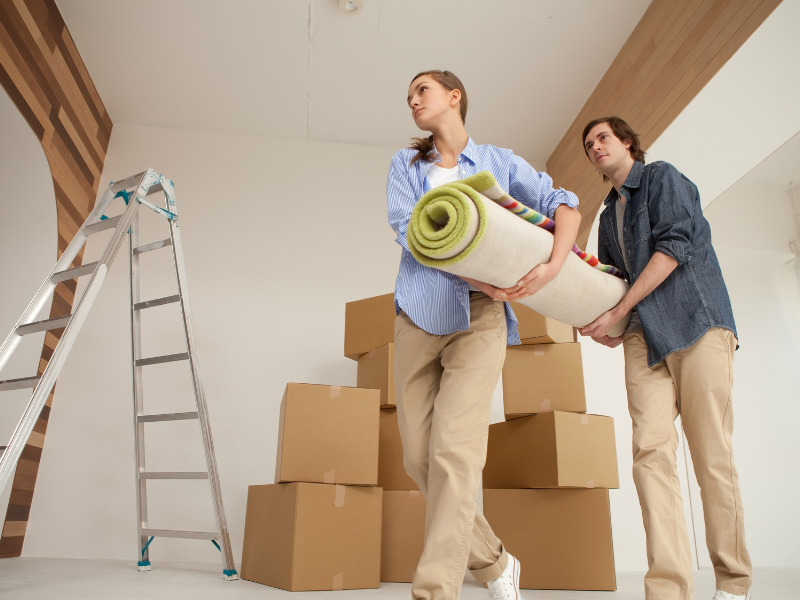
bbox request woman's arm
[503,155,581,301]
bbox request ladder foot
[138,561,151,572]
[223,569,239,581]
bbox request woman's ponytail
[409,135,436,166]
[407,70,468,167]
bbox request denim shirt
[597,161,737,367]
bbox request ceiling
[58,0,651,164]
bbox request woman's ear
[449,88,461,107]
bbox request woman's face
[407,76,458,131]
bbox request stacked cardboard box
[241,382,383,591]
[483,303,619,591]
[346,293,426,584]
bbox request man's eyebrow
[586,129,610,147]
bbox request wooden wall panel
[0,0,111,558]
[546,0,783,248]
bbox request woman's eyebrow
[407,82,426,103]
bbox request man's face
[584,123,632,175]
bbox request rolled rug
[407,172,632,337]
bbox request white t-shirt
[426,163,462,189]
[425,163,479,292]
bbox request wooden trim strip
[0,0,112,559]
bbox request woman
[387,70,582,600]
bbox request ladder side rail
[162,179,237,575]
[0,181,125,374]
[129,215,151,569]
[0,170,160,494]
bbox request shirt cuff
[547,189,579,219]
[654,240,691,265]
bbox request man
[579,116,752,600]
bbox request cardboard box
[242,482,383,591]
[379,409,418,491]
[483,489,616,590]
[503,343,586,419]
[344,293,396,360]
[511,302,575,345]
[357,343,395,408]
[483,412,619,489]
[275,383,379,486]
[381,490,426,582]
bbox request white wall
[0,88,56,522]
[21,124,400,563]
[702,181,800,568]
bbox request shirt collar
[424,137,477,169]
[603,160,644,206]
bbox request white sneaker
[487,553,524,600]
[712,590,751,600]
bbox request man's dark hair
[582,116,646,164]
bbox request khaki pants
[623,327,752,600]
[394,294,508,600]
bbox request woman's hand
[460,276,509,301]
[501,262,559,302]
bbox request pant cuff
[469,546,508,583]
[717,582,750,595]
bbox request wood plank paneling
[545,0,783,248]
[0,0,111,558]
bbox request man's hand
[501,262,559,302]
[590,335,624,348]
[578,308,624,339]
[460,276,509,301]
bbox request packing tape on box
[533,348,544,356]
[409,490,420,497]
[586,479,595,489]
[332,572,344,591]
[369,349,375,358]
[334,484,346,507]
[580,414,589,425]
[539,399,551,412]
[330,386,341,398]
[323,469,336,484]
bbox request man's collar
[602,160,644,206]
[624,160,644,189]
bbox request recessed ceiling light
[338,0,363,15]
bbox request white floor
[0,559,796,599]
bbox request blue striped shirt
[387,137,579,345]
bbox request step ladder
[0,169,237,580]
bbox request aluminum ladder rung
[0,376,40,392]
[139,472,208,480]
[133,238,171,255]
[16,315,71,336]
[84,214,122,236]
[137,411,198,423]
[141,528,219,541]
[134,295,180,311]
[135,352,189,367]
[51,261,98,283]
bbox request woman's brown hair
[408,70,468,166]
[582,116,646,164]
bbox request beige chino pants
[623,327,752,600]
[394,293,508,600]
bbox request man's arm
[579,251,678,345]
